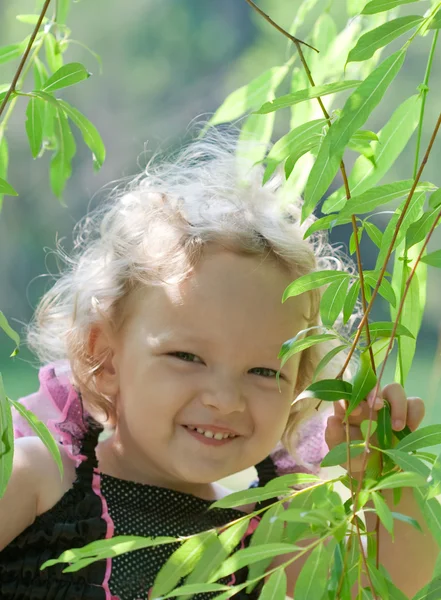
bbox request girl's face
[99,248,309,490]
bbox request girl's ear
[88,324,119,396]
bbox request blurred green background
[1,0,441,423]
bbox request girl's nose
[200,377,246,413]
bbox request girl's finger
[325,415,346,449]
[406,397,425,431]
[382,383,408,431]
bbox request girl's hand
[324,383,425,473]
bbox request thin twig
[244,0,319,53]
[0,0,52,120]
[337,109,441,379]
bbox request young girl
[0,135,434,599]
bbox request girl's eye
[169,351,202,363]
[251,367,278,378]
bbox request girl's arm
[0,436,74,550]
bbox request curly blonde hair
[27,129,358,451]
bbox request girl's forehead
[126,250,309,342]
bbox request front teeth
[188,426,235,440]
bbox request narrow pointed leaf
[279,334,338,368]
[347,351,377,414]
[210,544,297,581]
[383,449,430,478]
[0,375,13,498]
[283,270,350,300]
[260,570,287,600]
[414,489,441,548]
[257,81,361,114]
[358,321,414,340]
[211,488,288,509]
[362,0,419,14]
[370,471,427,491]
[396,425,441,453]
[329,49,406,157]
[58,99,105,169]
[0,178,18,196]
[294,542,331,599]
[25,96,44,158]
[406,209,441,250]
[313,344,349,380]
[320,277,350,327]
[300,379,353,402]
[421,250,441,268]
[343,280,360,324]
[377,404,393,449]
[321,442,364,467]
[372,491,394,534]
[247,504,285,591]
[0,44,22,65]
[0,311,20,355]
[364,221,383,248]
[210,66,289,125]
[9,398,63,477]
[322,95,421,213]
[43,62,90,93]
[348,17,422,63]
[50,109,76,198]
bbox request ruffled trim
[13,362,90,467]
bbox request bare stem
[243,0,319,52]
[0,0,52,120]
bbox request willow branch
[0,0,52,120]
[337,109,441,379]
[244,0,319,52]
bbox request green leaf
[152,532,213,597]
[211,487,289,510]
[209,66,289,126]
[347,16,423,63]
[0,311,20,356]
[363,275,397,308]
[322,95,422,214]
[58,99,105,169]
[264,119,326,183]
[412,576,441,600]
[31,90,61,108]
[335,180,435,222]
[8,397,63,476]
[302,133,342,221]
[16,14,49,24]
[383,449,430,478]
[44,33,63,73]
[372,491,394,534]
[50,109,76,198]
[362,0,419,15]
[294,542,331,599]
[279,334,338,368]
[361,419,377,441]
[369,471,427,491]
[375,191,427,271]
[321,441,365,467]
[246,504,285,592]
[56,0,71,25]
[421,250,441,268]
[396,425,441,453]
[343,280,360,324]
[43,62,90,93]
[283,270,350,301]
[347,351,377,414]
[313,344,349,381]
[320,277,350,327]
[265,474,321,491]
[0,137,8,211]
[429,188,441,209]
[257,81,361,114]
[428,11,441,31]
[377,404,393,449]
[427,449,441,500]
[300,379,353,403]
[33,56,49,89]
[259,570,287,600]
[25,96,44,158]
[359,321,414,340]
[364,221,383,248]
[161,583,231,599]
[0,375,13,498]
[0,44,22,65]
[406,209,441,250]
[391,511,422,533]
[414,489,441,548]
[0,178,18,197]
[329,49,406,157]
[210,544,297,581]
